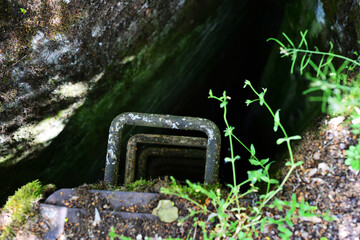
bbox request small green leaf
[250,144,256,155]
[220,101,228,108]
[20,8,26,14]
[260,176,270,182]
[285,218,294,228]
[273,109,281,132]
[271,198,284,211]
[294,161,304,167]
[208,89,213,97]
[276,135,302,145]
[222,91,228,100]
[350,158,360,170]
[270,179,279,184]
[276,138,286,145]
[264,161,275,173]
[282,32,295,47]
[285,161,292,166]
[249,158,260,165]
[278,225,291,234]
[323,211,336,221]
[224,126,234,137]
[245,99,258,106]
[258,90,266,106]
[260,158,269,165]
[243,80,251,88]
[225,155,240,163]
[248,169,263,184]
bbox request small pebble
[301,231,309,238]
[300,216,322,223]
[313,152,321,160]
[307,168,318,177]
[327,132,334,139]
[339,143,346,149]
[318,162,330,175]
[328,116,345,127]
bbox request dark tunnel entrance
[163,0,287,185]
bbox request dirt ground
[2,115,360,239]
[257,115,360,240]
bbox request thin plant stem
[286,48,360,67]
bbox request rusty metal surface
[105,112,221,185]
[125,134,207,184]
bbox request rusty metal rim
[104,112,221,185]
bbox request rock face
[0,0,188,164]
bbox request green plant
[108,227,131,240]
[3,180,42,223]
[162,81,327,239]
[268,30,360,170]
[1,180,44,239]
[20,8,26,14]
[122,178,156,192]
[165,177,223,203]
[345,144,360,170]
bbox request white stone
[92,208,101,226]
[328,116,345,127]
[318,162,330,175]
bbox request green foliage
[161,82,329,239]
[19,8,26,14]
[1,180,46,239]
[162,177,223,204]
[3,180,42,224]
[122,178,157,192]
[268,30,360,170]
[345,145,360,170]
[108,227,131,240]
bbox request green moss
[122,178,161,192]
[3,180,42,223]
[90,177,223,203]
[90,178,167,193]
[0,180,56,239]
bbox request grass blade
[282,32,295,48]
[267,38,286,49]
[298,30,308,49]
